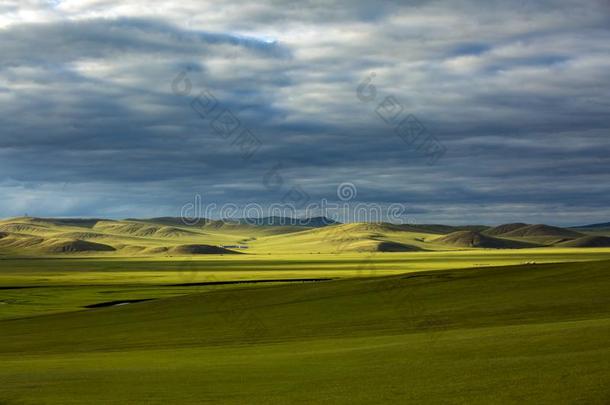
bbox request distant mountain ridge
[126,216,339,228]
[235,216,339,227]
[571,222,610,229]
[497,224,582,239]
[483,223,529,236]
[557,235,610,248]
[436,231,537,249]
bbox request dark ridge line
[401,274,454,279]
[84,299,155,308]
[0,279,334,290]
[168,278,334,287]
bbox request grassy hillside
[1,216,609,403]
[0,217,290,256]
[499,224,584,244]
[1,260,609,403]
[1,217,607,257]
[433,230,538,248]
[558,235,610,247]
[483,222,529,235]
[4,248,610,319]
[247,223,452,253]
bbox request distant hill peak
[237,216,339,227]
[3,217,103,228]
[43,239,116,253]
[500,224,582,238]
[556,235,610,248]
[570,222,610,229]
[483,223,529,236]
[436,230,536,249]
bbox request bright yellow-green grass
[2,216,606,256]
[2,248,610,320]
[1,260,609,404]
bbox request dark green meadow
[1,259,609,404]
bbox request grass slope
[42,239,116,253]
[169,244,241,255]
[557,235,610,247]
[248,223,443,253]
[0,260,609,403]
[483,222,529,236]
[0,217,283,256]
[502,223,583,237]
[1,217,605,256]
[434,230,537,248]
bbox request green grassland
[1,260,609,404]
[3,248,610,320]
[2,216,609,257]
[1,217,609,403]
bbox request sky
[0,0,609,225]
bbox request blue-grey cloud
[0,0,609,225]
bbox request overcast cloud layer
[1,0,609,225]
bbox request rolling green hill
[502,223,582,237]
[0,217,607,257]
[1,260,609,403]
[483,222,529,236]
[557,235,610,248]
[1,216,609,403]
[434,230,538,249]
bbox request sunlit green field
[1,217,610,403]
[3,248,610,319]
[1,259,609,404]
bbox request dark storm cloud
[0,0,609,224]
